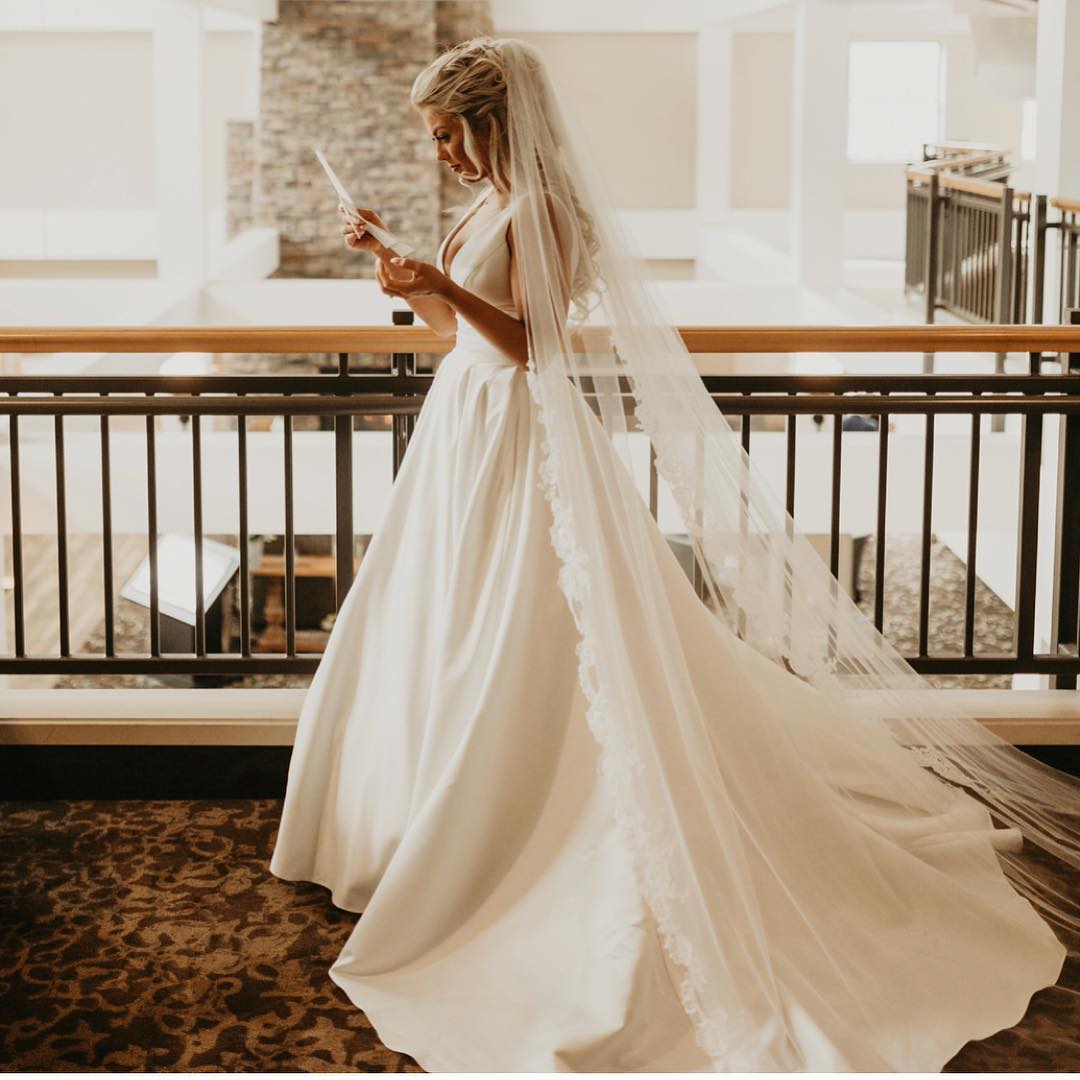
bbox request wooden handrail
[0,326,455,356]
[3,325,1080,355]
[906,151,1006,179]
[924,141,1003,157]
[937,174,1029,202]
[1051,196,1080,214]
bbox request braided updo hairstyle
[411,36,603,320]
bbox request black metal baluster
[959,203,967,315]
[964,404,982,658]
[918,400,935,657]
[829,411,842,579]
[237,403,251,657]
[54,399,69,656]
[1031,195,1047,327]
[981,208,990,321]
[100,403,115,656]
[192,400,206,657]
[146,401,160,656]
[785,399,797,518]
[8,407,25,657]
[874,404,889,633]
[1014,400,1043,663]
[334,352,356,607]
[283,404,296,657]
[783,398,797,658]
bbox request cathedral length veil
[421,37,1080,1068]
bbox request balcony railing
[1043,196,1080,323]
[906,150,1079,335]
[2,324,1080,693]
[905,169,1033,327]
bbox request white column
[1030,0,1080,686]
[153,0,206,286]
[790,0,849,294]
[1034,0,1080,322]
[695,22,733,229]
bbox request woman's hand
[375,256,452,301]
[339,205,394,260]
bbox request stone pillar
[256,0,441,278]
[790,0,849,294]
[226,120,257,240]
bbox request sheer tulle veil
[412,35,1079,1067]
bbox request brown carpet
[0,799,420,1073]
[0,799,1077,1072]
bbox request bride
[270,36,1078,1072]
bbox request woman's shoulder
[507,188,581,260]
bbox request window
[847,42,945,163]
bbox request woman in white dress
[270,36,1078,1072]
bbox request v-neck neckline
[440,185,501,278]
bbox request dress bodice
[436,187,522,361]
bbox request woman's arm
[375,258,458,338]
[378,194,576,372]
[403,294,458,338]
[440,277,529,370]
[343,206,458,337]
[441,194,574,371]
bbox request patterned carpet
[0,800,420,1072]
[0,798,1077,1072]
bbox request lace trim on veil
[524,362,755,1064]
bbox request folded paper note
[314,147,416,258]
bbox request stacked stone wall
[247,0,491,279]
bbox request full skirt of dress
[269,338,1067,1072]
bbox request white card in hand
[314,147,416,258]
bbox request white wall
[203,30,260,259]
[0,27,258,263]
[501,31,697,209]
[0,32,155,211]
[730,32,793,210]
[731,28,1030,216]
[0,5,1047,277]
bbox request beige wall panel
[506,31,697,208]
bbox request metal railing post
[334,350,355,608]
[923,173,940,375]
[1031,194,1048,327]
[391,309,415,478]
[992,186,1016,431]
[1049,307,1080,689]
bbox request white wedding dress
[269,186,1067,1072]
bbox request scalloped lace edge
[523,361,754,1066]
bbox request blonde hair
[410,36,513,196]
[411,36,602,321]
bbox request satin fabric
[269,188,1066,1072]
